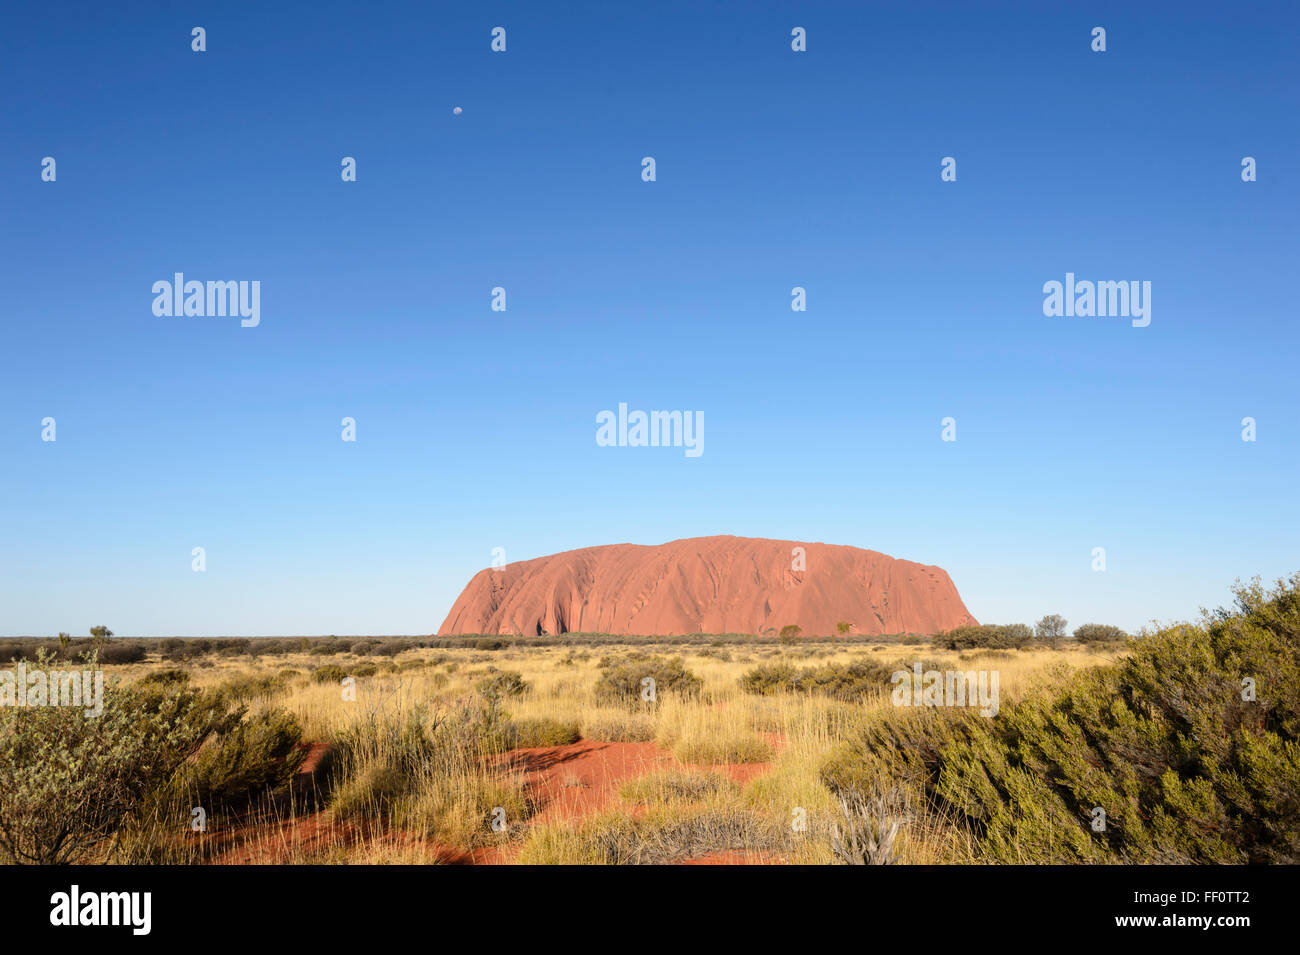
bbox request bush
[136,668,190,688]
[594,655,702,705]
[739,662,799,693]
[740,659,892,701]
[97,642,148,665]
[310,642,349,656]
[311,665,347,684]
[934,624,1032,651]
[1072,623,1130,643]
[183,708,306,807]
[0,651,231,864]
[476,670,529,699]
[495,717,581,749]
[1034,614,1068,640]
[214,670,294,702]
[828,574,1300,864]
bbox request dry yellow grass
[118,640,1116,864]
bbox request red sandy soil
[497,734,786,826]
[203,743,493,865]
[484,735,786,863]
[202,733,786,865]
[438,534,977,637]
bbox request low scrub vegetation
[1071,622,1130,644]
[594,655,703,705]
[739,659,893,700]
[7,573,1295,866]
[825,574,1300,863]
[0,651,298,864]
[933,623,1033,650]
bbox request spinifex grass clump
[326,695,534,847]
[493,717,581,749]
[517,805,790,865]
[620,770,738,804]
[327,700,476,818]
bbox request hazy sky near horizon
[3,1,1297,637]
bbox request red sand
[497,734,785,826]
[206,733,785,865]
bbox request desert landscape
[4,541,1296,867]
[4,2,1293,936]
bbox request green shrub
[215,670,294,702]
[182,708,306,807]
[97,642,148,665]
[934,623,1032,651]
[312,664,347,684]
[0,651,231,864]
[740,659,892,700]
[827,574,1300,864]
[136,668,190,688]
[594,655,702,705]
[1072,623,1130,643]
[310,642,348,656]
[476,669,529,699]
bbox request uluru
[438,535,977,637]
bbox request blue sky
[2,1,1297,636]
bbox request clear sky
[2,1,1297,637]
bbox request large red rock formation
[437,536,976,637]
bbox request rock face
[437,536,976,637]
